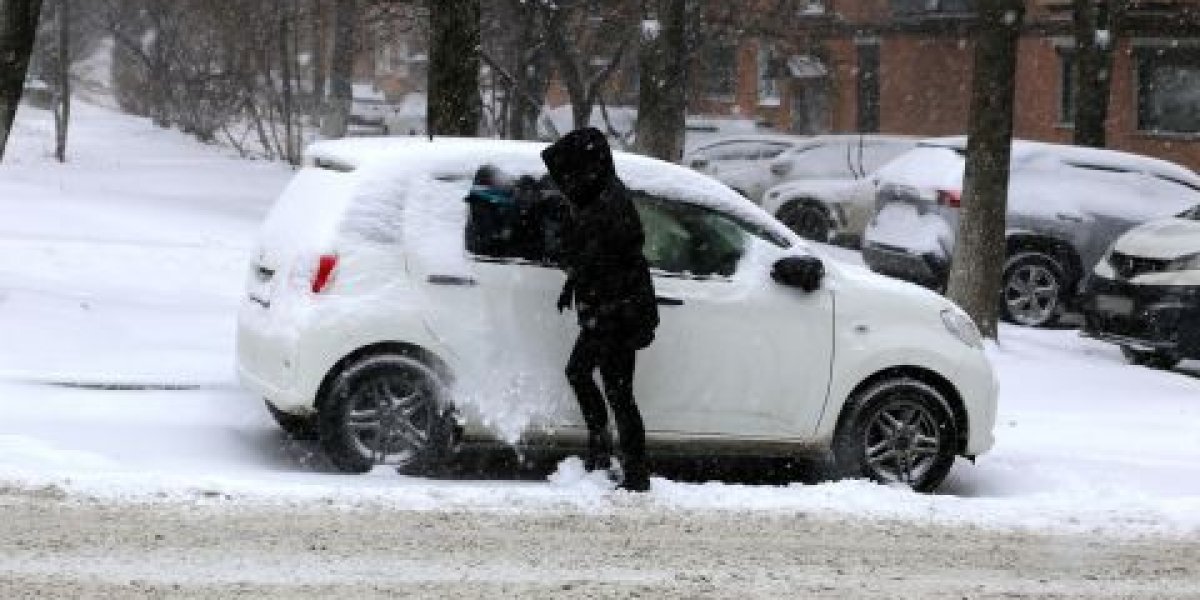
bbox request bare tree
[52,0,69,162]
[543,0,638,132]
[321,0,356,139]
[0,0,43,161]
[635,0,687,162]
[945,0,1026,339]
[1072,0,1125,148]
[427,0,480,136]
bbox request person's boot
[617,455,650,492]
[583,432,613,472]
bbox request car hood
[1112,217,1200,260]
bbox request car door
[629,191,836,440]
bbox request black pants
[565,329,645,470]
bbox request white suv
[237,137,997,492]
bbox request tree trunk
[53,0,69,162]
[634,0,687,162]
[321,0,355,139]
[310,0,327,126]
[278,1,297,163]
[945,0,1025,340]
[0,0,43,162]
[1072,0,1119,148]
[428,0,481,137]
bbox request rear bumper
[861,243,948,289]
[1080,275,1200,358]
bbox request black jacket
[541,128,659,348]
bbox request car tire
[1001,252,1067,328]
[777,201,832,243]
[318,354,455,474]
[1120,345,1182,370]
[265,400,319,441]
[832,378,958,493]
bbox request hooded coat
[541,128,659,348]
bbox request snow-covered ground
[2,102,1200,538]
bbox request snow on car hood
[1112,217,1200,260]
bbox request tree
[427,0,480,136]
[321,0,356,139]
[543,0,637,132]
[0,0,43,161]
[634,0,687,162]
[1071,0,1124,148]
[52,0,69,162]
[945,0,1025,339]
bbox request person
[541,128,659,492]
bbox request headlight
[941,308,983,349]
[1166,252,1200,272]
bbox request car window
[757,142,791,160]
[631,192,749,277]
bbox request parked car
[237,137,997,492]
[347,84,393,135]
[760,135,917,245]
[681,134,807,202]
[862,138,1200,328]
[1081,205,1200,369]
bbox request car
[681,134,809,203]
[236,137,997,492]
[862,138,1200,328]
[760,135,917,245]
[1081,205,1200,369]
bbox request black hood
[540,127,616,204]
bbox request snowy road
[2,490,1199,599]
[4,102,1200,594]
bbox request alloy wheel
[1004,262,1060,326]
[345,372,436,468]
[862,398,943,486]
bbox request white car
[682,134,806,203]
[760,135,917,244]
[1082,205,1200,369]
[237,137,997,492]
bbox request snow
[3,101,1200,537]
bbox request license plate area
[1095,294,1133,315]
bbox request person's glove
[557,287,573,312]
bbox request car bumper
[861,243,949,289]
[1080,275,1200,358]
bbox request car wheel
[778,201,832,243]
[1120,345,1182,370]
[1001,252,1067,328]
[832,378,958,493]
[318,354,454,474]
[265,400,318,441]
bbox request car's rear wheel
[265,400,318,441]
[778,201,832,243]
[1001,252,1067,328]
[832,378,958,493]
[1120,345,1182,370]
[318,354,454,474]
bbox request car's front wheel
[1120,345,1182,370]
[832,378,958,493]
[1001,252,1067,328]
[318,354,454,474]
[777,201,832,243]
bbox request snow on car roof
[308,135,794,239]
[919,136,1200,185]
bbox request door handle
[428,275,478,286]
[656,295,684,306]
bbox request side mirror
[772,255,824,292]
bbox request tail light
[936,189,962,208]
[311,254,338,293]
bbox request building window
[1137,46,1200,134]
[856,42,880,133]
[1058,49,1075,125]
[758,41,782,106]
[701,43,736,99]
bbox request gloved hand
[557,287,573,312]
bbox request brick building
[691,0,1200,169]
